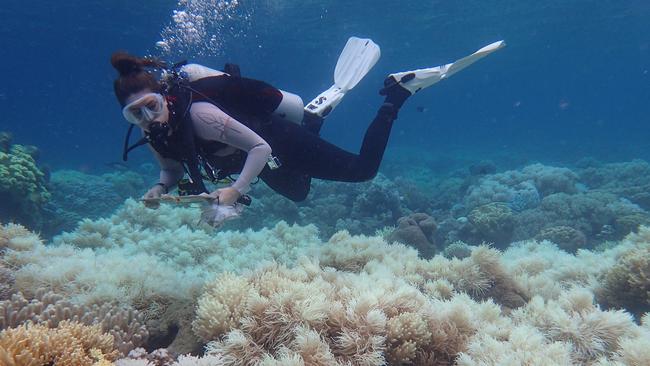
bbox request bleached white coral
[4,198,321,307]
[456,325,573,366]
[512,289,639,363]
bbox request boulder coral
[466,202,514,247]
[463,163,577,211]
[0,134,50,229]
[598,231,650,318]
[535,225,587,253]
[387,212,437,258]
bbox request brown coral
[535,225,587,253]
[467,203,514,247]
[0,320,119,366]
[598,244,650,318]
[388,213,438,258]
[0,290,148,356]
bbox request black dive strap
[122,124,150,161]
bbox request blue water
[1,0,649,170]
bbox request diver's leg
[302,111,325,135]
[269,97,405,183]
[259,167,312,202]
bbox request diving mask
[122,93,166,126]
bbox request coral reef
[597,227,650,318]
[231,173,421,238]
[0,133,50,229]
[463,163,577,211]
[579,159,650,211]
[0,290,148,355]
[0,264,14,301]
[194,262,482,365]
[465,202,514,247]
[44,169,147,236]
[0,320,119,365]
[4,155,650,364]
[387,212,437,258]
[431,162,650,248]
[535,225,587,253]
[189,229,649,365]
[0,210,321,355]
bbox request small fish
[105,162,129,170]
[416,106,428,113]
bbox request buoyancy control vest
[122,63,307,194]
[162,72,285,193]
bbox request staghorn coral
[442,241,473,259]
[464,246,528,311]
[4,207,650,364]
[0,290,148,356]
[0,320,119,366]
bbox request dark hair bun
[111,52,143,76]
[111,52,166,76]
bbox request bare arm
[190,102,272,194]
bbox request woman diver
[112,38,504,207]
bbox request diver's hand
[142,184,166,209]
[210,187,241,206]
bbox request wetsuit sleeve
[189,102,272,194]
[147,145,185,189]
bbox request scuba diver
[112,37,504,207]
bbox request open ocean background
[1,0,649,171]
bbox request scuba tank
[177,63,305,125]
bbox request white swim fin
[305,37,381,118]
[383,40,506,95]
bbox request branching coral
[0,222,42,252]
[0,320,119,366]
[194,259,502,365]
[0,290,148,356]
[513,288,640,364]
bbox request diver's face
[122,89,169,130]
